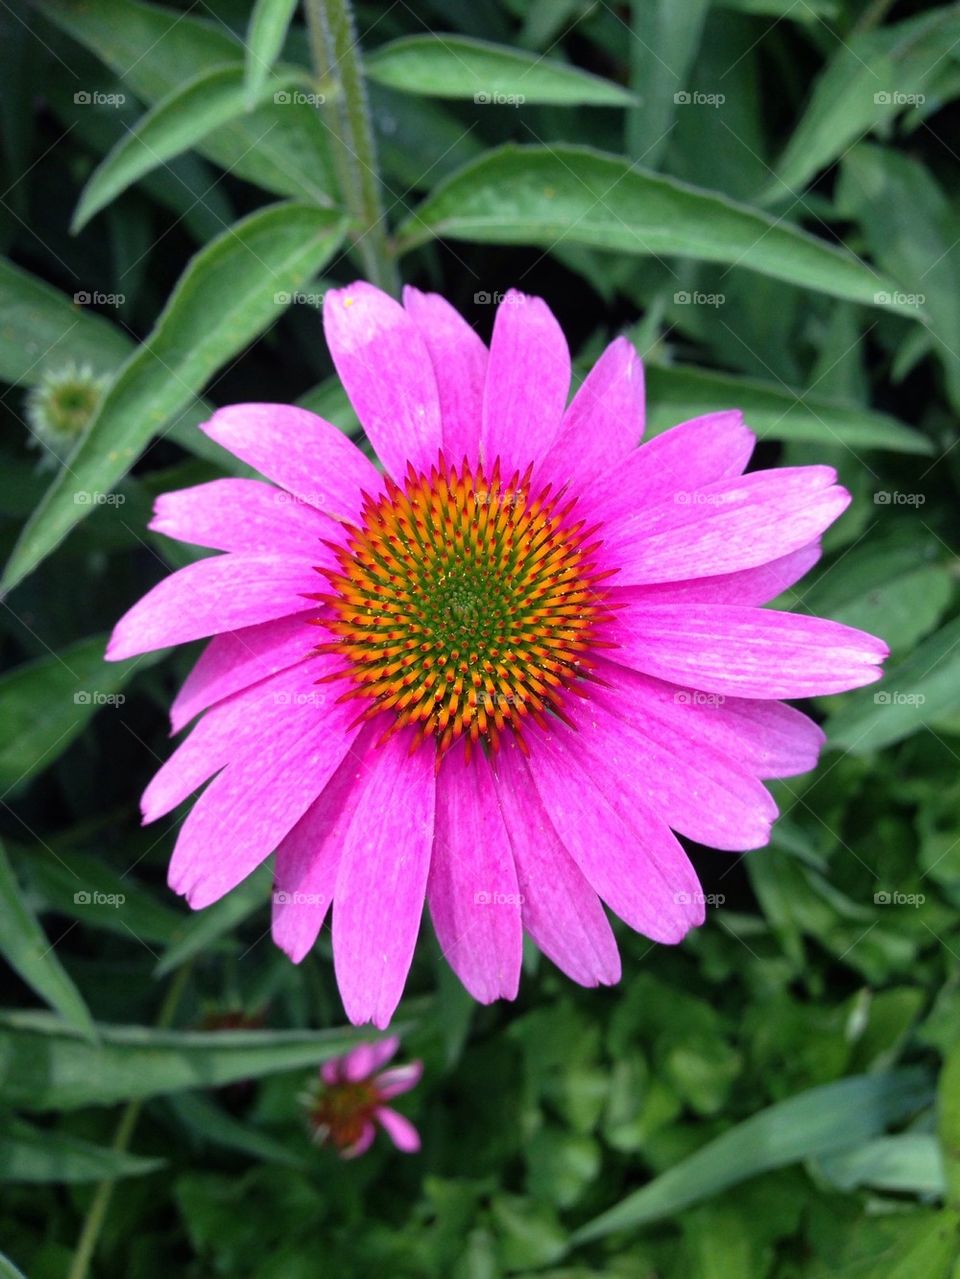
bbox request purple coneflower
[108,283,886,1027]
[306,1037,421,1158]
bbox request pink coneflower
[107,284,887,1027]
[306,1036,421,1158]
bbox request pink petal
[480,290,569,472]
[619,543,821,607]
[403,286,487,466]
[493,744,621,987]
[143,659,339,822]
[596,659,826,780]
[564,685,778,852]
[537,337,643,492]
[375,1106,421,1153]
[170,611,319,733]
[341,1036,401,1083]
[341,1120,377,1159]
[271,727,379,963]
[609,603,888,697]
[375,1060,423,1099]
[332,733,436,1029]
[167,691,360,910]
[106,553,330,661]
[605,467,849,586]
[149,478,334,556]
[583,410,754,526]
[202,403,380,522]
[521,736,705,942]
[324,282,442,481]
[428,744,522,1004]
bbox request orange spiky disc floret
[310,453,619,760]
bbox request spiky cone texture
[107,283,887,1028]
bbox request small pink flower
[107,284,887,1028]
[307,1036,422,1158]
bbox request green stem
[304,0,399,296]
[67,964,193,1279]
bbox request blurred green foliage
[1,0,959,1275]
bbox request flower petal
[403,286,487,466]
[605,467,848,586]
[341,1120,377,1159]
[375,1106,420,1153]
[324,282,442,480]
[537,336,643,492]
[492,744,620,987]
[167,690,360,910]
[609,602,888,697]
[583,410,754,527]
[170,611,318,733]
[480,290,569,471]
[150,478,333,556]
[428,744,522,1004]
[519,736,705,942]
[341,1036,400,1083]
[106,553,330,661]
[143,659,338,822]
[376,1060,423,1100]
[202,403,380,522]
[271,725,379,963]
[333,732,436,1029]
[618,543,820,607]
[564,683,778,852]
[596,659,826,780]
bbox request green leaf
[0,1011,399,1110]
[0,1250,28,1279]
[0,1117,163,1182]
[365,34,636,105]
[572,1069,932,1243]
[72,64,302,232]
[245,0,300,108]
[939,1037,960,1205]
[0,259,248,472]
[0,257,130,384]
[34,0,335,204]
[154,864,272,978]
[3,203,346,593]
[764,7,960,202]
[837,144,960,411]
[0,635,155,794]
[166,1092,305,1168]
[626,0,712,166]
[816,1134,946,1197]
[19,843,185,947]
[399,145,916,311]
[0,839,94,1039]
[643,363,932,454]
[788,542,953,656]
[826,616,960,754]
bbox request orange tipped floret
[314,454,615,759]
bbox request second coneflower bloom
[107,283,887,1027]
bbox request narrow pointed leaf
[72,65,302,232]
[2,204,346,594]
[0,840,94,1039]
[399,145,916,312]
[365,34,636,105]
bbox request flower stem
[305,0,399,296]
[66,963,193,1279]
